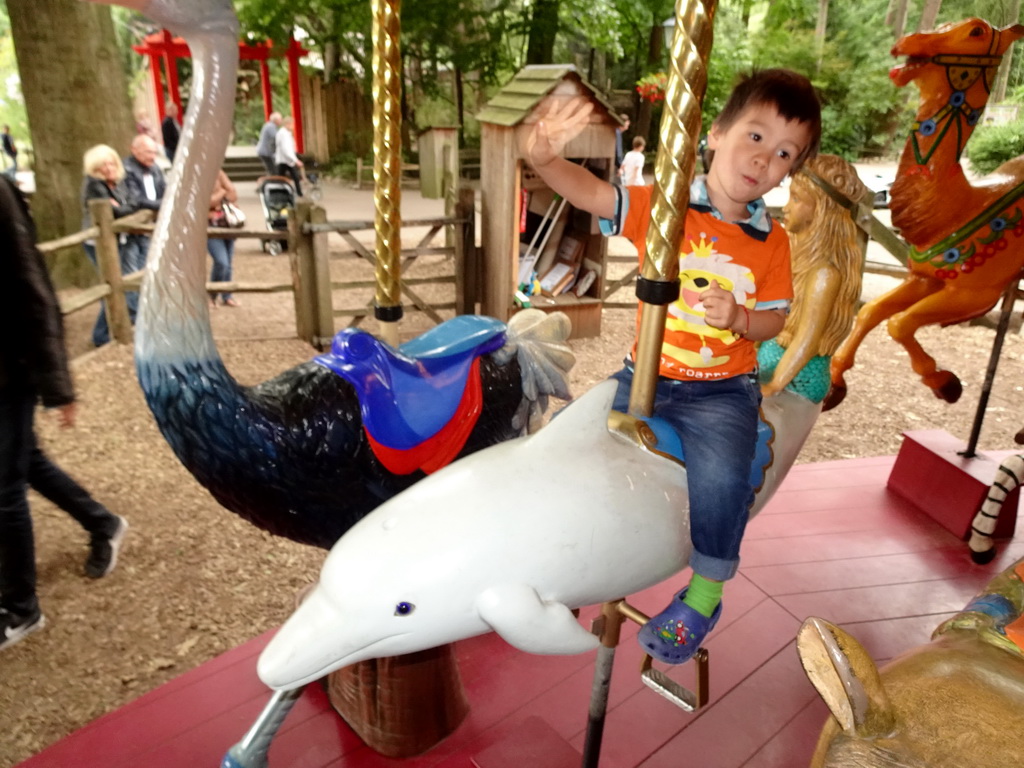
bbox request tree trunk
[889,0,910,40]
[634,19,665,150]
[525,0,559,65]
[454,66,465,147]
[917,0,942,32]
[814,0,829,72]
[993,0,1022,104]
[7,0,133,287]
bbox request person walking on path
[274,116,304,196]
[256,112,282,176]
[619,135,647,186]
[161,101,182,163]
[614,114,630,175]
[207,169,241,308]
[2,126,17,177]
[0,174,127,652]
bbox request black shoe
[86,516,128,579]
[0,607,46,651]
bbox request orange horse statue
[828,18,1024,409]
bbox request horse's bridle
[910,49,1003,165]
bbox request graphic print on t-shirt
[663,233,756,371]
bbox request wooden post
[454,186,476,315]
[479,123,517,322]
[89,198,132,345]
[290,200,317,345]
[326,644,470,758]
[310,204,335,349]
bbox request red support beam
[162,31,183,119]
[147,52,165,124]
[260,60,273,120]
[286,38,306,155]
[133,31,309,149]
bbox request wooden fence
[38,192,477,354]
[289,187,477,349]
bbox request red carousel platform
[17,452,1023,768]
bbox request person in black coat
[122,134,166,277]
[0,175,128,652]
[80,144,139,346]
[161,101,181,163]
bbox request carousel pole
[371,0,403,346]
[582,2,716,766]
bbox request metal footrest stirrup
[640,647,709,712]
[591,598,710,714]
[614,597,710,712]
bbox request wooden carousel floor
[17,445,1024,768]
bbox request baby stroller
[256,175,296,255]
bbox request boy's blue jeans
[610,366,762,582]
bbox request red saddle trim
[365,358,484,475]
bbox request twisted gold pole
[372,0,403,345]
[627,0,717,417]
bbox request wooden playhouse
[476,65,624,338]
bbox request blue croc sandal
[638,587,722,664]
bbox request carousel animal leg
[886,283,1004,403]
[968,454,1024,564]
[825,276,940,410]
[221,686,303,768]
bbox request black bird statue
[108,0,572,550]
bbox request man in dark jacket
[122,134,166,274]
[0,176,127,652]
[161,101,181,163]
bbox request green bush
[966,119,1024,175]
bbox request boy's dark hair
[713,68,822,168]
[632,136,646,150]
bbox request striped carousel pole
[628,0,715,416]
[371,0,403,346]
[582,2,717,766]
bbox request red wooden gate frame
[132,31,309,153]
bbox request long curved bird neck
[135,7,239,367]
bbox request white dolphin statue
[258,380,821,689]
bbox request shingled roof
[476,64,623,127]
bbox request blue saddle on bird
[314,315,508,450]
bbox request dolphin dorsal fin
[527,379,618,449]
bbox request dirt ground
[2,182,1024,767]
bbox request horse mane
[777,154,866,355]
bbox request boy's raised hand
[523,97,595,168]
[699,280,740,331]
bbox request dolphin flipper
[477,583,599,655]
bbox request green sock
[682,573,723,618]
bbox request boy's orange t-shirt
[620,184,793,381]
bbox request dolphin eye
[394,602,415,616]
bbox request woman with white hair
[80,144,138,346]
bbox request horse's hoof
[1015,428,1024,446]
[822,384,846,412]
[970,547,997,565]
[932,372,963,403]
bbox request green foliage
[703,8,754,133]
[232,58,291,145]
[965,119,1024,174]
[0,34,28,152]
